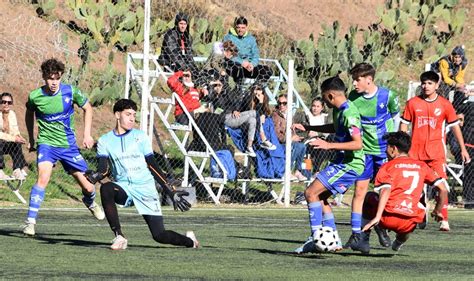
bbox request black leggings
[100,182,193,247]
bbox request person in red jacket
[167,70,207,125]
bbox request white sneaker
[261,140,276,150]
[294,236,316,254]
[22,222,35,236]
[21,169,28,177]
[186,231,200,248]
[12,168,26,180]
[87,202,105,220]
[439,221,450,232]
[245,147,256,158]
[333,230,343,251]
[294,170,308,181]
[0,169,11,180]
[111,235,128,250]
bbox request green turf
[0,206,473,280]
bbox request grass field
[0,205,473,280]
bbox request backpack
[210,149,237,180]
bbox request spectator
[251,84,276,150]
[0,92,28,180]
[431,45,469,108]
[306,97,333,173]
[456,100,474,209]
[206,41,239,79]
[167,70,208,125]
[223,16,273,86]
[205,73,258,157]
[272,94,307,181]
[158,12,198,75]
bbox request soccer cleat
[391,239,404,251]
[343,233,356,249]
[348,232,370,254]
[261,140,277,150]
[294,236,316,254]
[439,221,450,232]
[333,231,343,251]
[87,202,105,220]
[22,222,35,236]
[186,231,200,248]
[245,147,256,158]
[374,225,391,247]
[111,235,128,250]
[12,168,26,180]
[0,169,11,180]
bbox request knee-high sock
[322,212,337,231]
[26,184,45,224]
[351,212,362,234]
[308,201,322,235]
[82,187,96,207]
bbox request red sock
[436,194,449,221]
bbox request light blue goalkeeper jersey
[97,128,154,186]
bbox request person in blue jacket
[223,16,272,85]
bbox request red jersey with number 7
[374,156,442,218]
[401,95,459,161]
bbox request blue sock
[308,201,322,235]
[82,188,96,207]
[322,212,337,231]
[27,184,45,224]
[351,212,362,234]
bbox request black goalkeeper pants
[100,182,193,247]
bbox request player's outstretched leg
[73,171,105,220]
[101,182,128,250]
[144,215,197,248]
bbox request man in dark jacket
[158,12,198,75]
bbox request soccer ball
[313,226,339,252]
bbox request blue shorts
[317,163,360,195]
[37,144,88,173]
[358,154,387,181]
[116,181,162,216]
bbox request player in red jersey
[359,132,448,252]
[400,71,470,231]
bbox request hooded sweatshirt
[223,28,260,67]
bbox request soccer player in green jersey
[345,63,400,250]
[22,58,104,236]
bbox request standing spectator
[400,71,470,231]
[0,92,28,180]
[456,100,474,209]
[272,94,307,181]
[22,58,104,236]
[158,12,198,75]
[431,45,468,108]
[167,70,208,125]
[223,16,272,85]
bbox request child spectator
[0,92,28,180]
[167,70,208,125]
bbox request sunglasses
[1,100,12,105]
[183,74,191,78]
[278,101,288,106]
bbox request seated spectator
[272,94,307,181]
[206,41,239,79]
[158,12,198,75]
[223,16,273,86]
[204,73,258,157]
[0,92,28,180]
[167,70,208,125]
[251,84,276,150]
[431,45,468,109]
[306,97,333,173]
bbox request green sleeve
[72,85,88,107]
[388,90,400,115]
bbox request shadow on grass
[229,235,302,244]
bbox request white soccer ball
[313,226,339,252]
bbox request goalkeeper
[85,99,198,250]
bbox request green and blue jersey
[348,87,399,156]
[27,83,88,148]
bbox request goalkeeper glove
[84,170,104,184]
[165,188,191,212]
